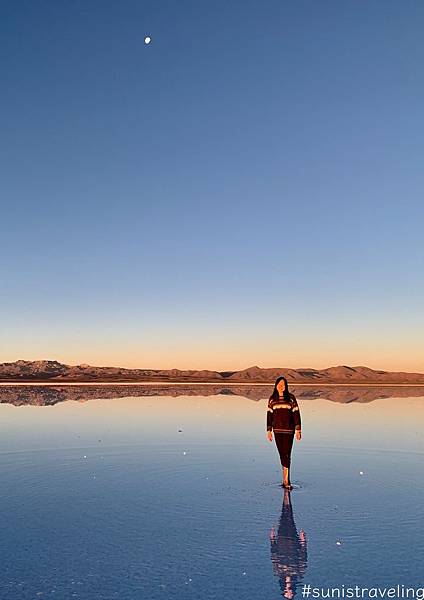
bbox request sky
[1,0,423,372]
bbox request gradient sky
[1,0,423,372]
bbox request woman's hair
[269,375,292,403]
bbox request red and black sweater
[266,393,302,433]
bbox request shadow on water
[269,489,308,599]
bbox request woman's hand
[267,430,273,442]
[295,429,302,441]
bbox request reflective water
[1,386,423,599]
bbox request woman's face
[276,380,285,394]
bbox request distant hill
[0,359,424,384]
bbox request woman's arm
[290,394,302,431]
[266,397,274,432]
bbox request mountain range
[1,359,424,383]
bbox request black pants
[274,432,295,468]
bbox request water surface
[1,386,423,599]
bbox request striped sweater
[266,392,302,433]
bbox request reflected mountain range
[0,383,423,407]
[1,359,424,384]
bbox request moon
[144,36,151,44]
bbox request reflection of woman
[266,376,302,489]
[270,489,308,599]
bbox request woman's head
[270,376,291,401]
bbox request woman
[267,376,302,489]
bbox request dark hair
[269,375,292,403]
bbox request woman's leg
[274,433,295,484]
[285,433,295,484]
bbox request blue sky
[1,0,423,370]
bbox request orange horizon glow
[2,350,424,374]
